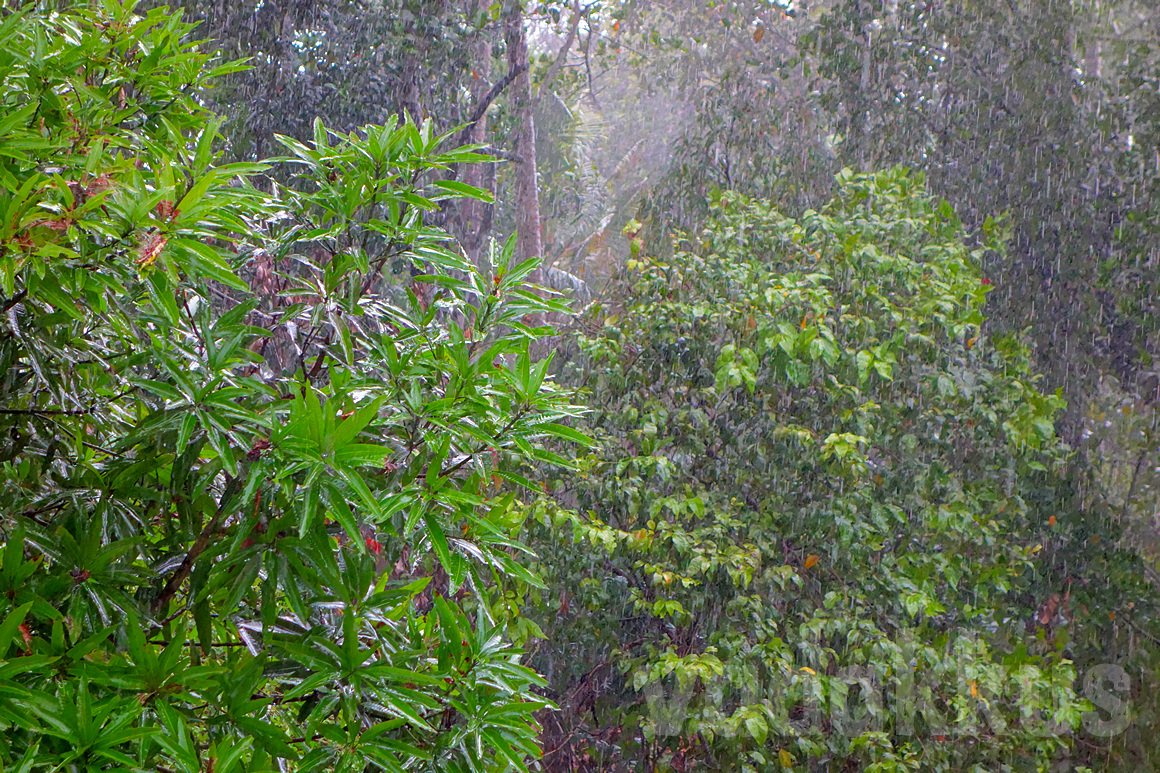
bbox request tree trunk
[503,0,543,265]
[399,0,440,121]
[457,0,495,264]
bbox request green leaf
[429,179,494,203]
[538,422,596,448]
[0,602,34,659]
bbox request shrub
[0,2,580,769]
[532,169,1087,770]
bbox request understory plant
[531,169,1091,771]
[0,2,583,769]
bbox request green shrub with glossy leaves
[0,2,583,770]
[531,169,1090,771]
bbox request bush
[532,169,1088,770]
[0,2,580,769]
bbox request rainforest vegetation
[0,1,1156,770]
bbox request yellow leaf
[969,680,978,698]
[778,748,794,767]
[799,666,816,675]
[803,553,820,570]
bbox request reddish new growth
[365,537,383,555]
[154,199,179,222]
[85,174,112,196]
[246,438,271,461]
[980,277,993,286]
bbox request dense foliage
[168,0,479,160]
[0,3,583,769]
[532,170,1092,770]
[0,1,1156,770]
[809,0,1158,415]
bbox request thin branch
[1123,613,1160,648]
[1,289,27,314]
[577,22,600,109]
[1120,442,1150,522]
[462,62,527,136]
[534,0,585,104]
[0,407,90,416]
[476,145,518,161]
[152,475,240,614]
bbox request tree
[167,0,477,160]
[810,0,1158,413]
[0,2,583,769]
[808,6,1160,762]
[503,0,544,263]
[174,0,594,276]
[531,169,1089,769]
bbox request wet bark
[503,0,544,266]
[456,0,496,264]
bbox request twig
[534,0,585,104]
[1,289,27,314]
[0,407,90,416]
[1123,614,1160,648]
[152,475,240,614]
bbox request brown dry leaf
[137,230,167,267]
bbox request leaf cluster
[0,2,585,770]
[530,169,1086,770]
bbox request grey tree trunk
[503,0,544,267]
[457,0,495,264]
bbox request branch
[0,407,90,416]
[1,289,27,315]
[152,475,240,615]
[581,20,598,108]
[475,145,518,161]
[462,61,528,135]
[1124,612,1160,648]
[535,0,585,104]
[1120,442,1150,522]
